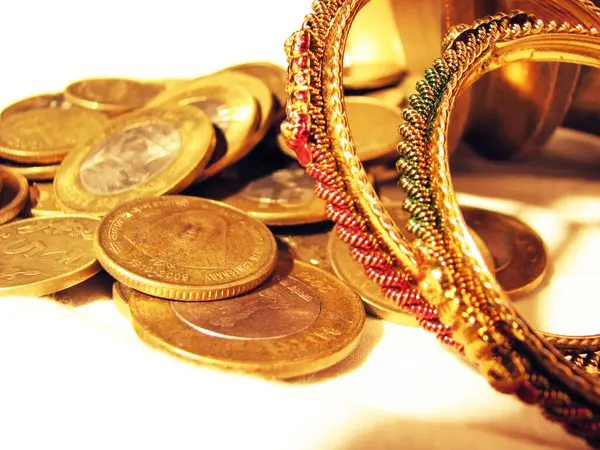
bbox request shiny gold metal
[274,223,334,273]
[564,66,600,134]
[199,159,327,226]
[0,93,72,119]
[0,108,108,164]
[0,169,29,225]
[54,105,215,216]
[94,195,278,301]
[127,258,365,379]
[112,282,132,320]
[65,78,164,113]
[0,215,101,297]
[0,159,59,181]
[25,182,64,217]
[147,76,261,180]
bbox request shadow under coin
[47,271,114,307]
[286,317,385,384]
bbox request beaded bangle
[282,2,600,446]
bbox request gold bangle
[282,3,600,445]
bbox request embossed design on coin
[171,274,321,339]
[0,109,108,164]
[66,78,163,112]
[241,166,316,206]
[0,215,101,296]
[189,98,233,132]
[127,260,365,378]
[79,122,181,194]
[94,196,277,301]
[276,226,333,273]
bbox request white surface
[0,1,595,449]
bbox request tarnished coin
[274,223,334,273]
[54,105,215,216]
[65,78,164,113]
[0,108,108,164]
[461,206,547,298]
[147,78,260,180]
[279,96,402,162]
[0,93,71,119]
[94,196,277,301]
[199,158,327,226]
[0,170,29,225]
[0,159,59,181]
[0,215,101,297]
[126,259,365,378]
[226,62,287,123]
[25,182,63,217]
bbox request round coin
[148,79,260,180]
[274,223,334,273]
[25,182,63,217]
[94,196,277,301]
[65,78,164,113]
[460,206,547,298]
[0,108,108,164]
[54,105,215,216]
[112,282,132,320]
[0,93,71,119]
[127,258,365,378]
[0,159,59,181]
[0,215,101,297]
[0,169,29,225]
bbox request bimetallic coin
[25,182,64,217]
[0,159,59,181]
[65,78,164,113]
[54,105,215,216]
[460,206,547,298]
[0,108,108,164]
[203,161,327,226]
[0,93,71,119]
[94,196,278,301]
[0,170,29,225]
[0,215,101,297]
[127,259,365,378]
[148,79,260,180]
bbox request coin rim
[0,214,102,297]
[0,169,29,225]
[126,259,365,378]
[54,105,216,215]
[0,161,60,181]
[94,195,278,301]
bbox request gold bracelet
[282,3,600,446]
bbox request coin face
[0,215,101,297]
[344,63,405,90]
[0,93,71,119]
[461,206,547,298]
[0,159,60,181]
[127,259,365,378]
[54,105,215,215]
[25,182,63,217]
[0,108,108,164]
[0,170,29,225]
[148,82,259,180]
[275,224,334,273]
[65,78,164,112]
[79,122,181,194]
[94,196,277,301]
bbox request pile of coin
[0,60,548,377]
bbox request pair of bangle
[282,1,600,446]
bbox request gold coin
[274,223,334,273]
[365,158,398,183]
[278,96,402,162]
[112,282,132,320]
[461,206,547,298]
[94,195,278,301]
[148,78,260,180]
[126,258,365,378]
[0,159,59,181]
[54,105,215,216]
[0,93,72,119]
[25,182,64,217]
[0,108,108,164]
[0,169,29,225]
[226,62,287,123]
[198,159,327,226]
[329,202,494,326]
[0,215,101,297]
[344,63,405,91]
[65,78,164,113]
